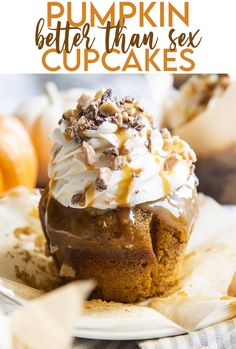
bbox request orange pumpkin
[0,116,38,194]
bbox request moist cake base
[39,185,197,303]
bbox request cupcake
[163,74,236,204]
[39,88,198,303]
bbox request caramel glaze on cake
[39,180,198,303]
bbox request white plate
[74,305,185,340]
[74,329,181,341]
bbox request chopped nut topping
[94,88,106,101]
[122,111,129,122]
[112,156,127,170]
[120,143,130,155]
[164,155,179,172]
[127,107,136,116]
[59,264,76,278]
[82,141,98,165]
[61,88,148,143]
[130,114,145,131]
[99,101,120,116]
[104,147,119,158]
[163,138,172,151]
[72,131,83,144]
[77,93,92,109]
[120,96,136,105]
[103,147,121,164]
[51,87,198,211]
[103,148,127,169]
[101,88,112,103]
[71,192,84,205]
[95,167,112,191]
[62,108,77,121]
[83,101,98,120]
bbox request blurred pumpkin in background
[0,116,37,194]
[15,82,91,187]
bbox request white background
[0,0,235,73]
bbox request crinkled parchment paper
[1,187,236,344]
[0,280,94,349]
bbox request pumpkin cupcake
[39,88,198,303]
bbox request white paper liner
[1,187,236,342]
[11,281,94,349]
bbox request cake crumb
[59,264,76,278]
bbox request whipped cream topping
[49,89,196,209]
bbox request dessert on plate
[39,88,198,303]
[163,74,236,204]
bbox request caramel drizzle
[153,152,161,165]
[159,172,171,196]
[115,128,129,147]
[86,164,94,171]
[48,175,55,198]
[84,183,95,206]
[118,207,135,225]
[116,165,133,206]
